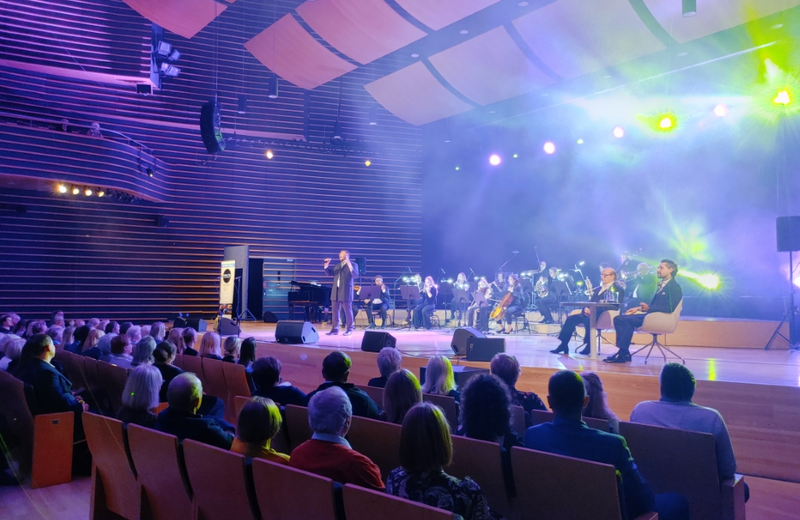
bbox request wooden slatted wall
[0,0,423,322]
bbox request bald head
[167,373,203,413]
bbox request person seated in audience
[12,319,28,337]
[368,346,402,388]
[46,325,64,347]
[73,319,86,328]
[381,369,422,425]
[154,341,183,402]
[581,371,620,433]
[456,374,523,448]
[85,333,113,360]
[62,325,76,348]
[105,321,120,335]
[306,351,381,419]
[0,337,24,372]
[222,336,241,363]
[166,327,184,353]
[0,315,13,334]
[117,364,163,427]
[421,355,460,401]
[290,386,384,490]
[490,353,546,427]
[140,324,151,338]
[238,337,257,368]
[65,325,90,354]
[155,373,234,449]
[119,321,133,335]
[87,318,101,330]
[251,356,307,407]
[387,402,494,520]
[50,310,66,328]
[182,327,199,356]
[231,396,290,464]
[101,335,133,369]
[525,370,689,520]
[126,325,142,347]
[27,320,48,338]
[82,328,104,354]
[150,322,166,342]
[131,336,156,367]
[199,331,223,360]
[631,362,748,501]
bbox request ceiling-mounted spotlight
[57,183,67,194]
[97,188,105,197]
[84,187,93,196]
[368,106,378,126]
[168,49,181,62]
[146,167,154,178]
[159,63,181,77]
[268,73,279,99]
[72,186,80,195]
[332,121,343,142]
[238,95,247,114]
[682,0,696,17]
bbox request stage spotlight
[659,116,674,130]
[57,184,67,194]
[268,73,279,99]
[455,166,460,171]
[489,154,502,166]
[512,153,518,158]
[697,273,721,290]
[773,89,791,105]
[543,141,556,154]
[84,187,93,196]
[364,159,371,167]
[576,138,584,144]
[368,106,378,126]
[265,149,274,159]
[714,103,728,117]
[146,167,154,177]
[72,186,80,195]
[237,95,247,114]
[682,0,696,17]
[613,126,625,138]
[97,188,105,197]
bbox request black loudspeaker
[200,99,225,154]
[466,337,505,362]
[262,311,279,323]
[217,317,241,336]
[361,331,396,352]
[173,317,188,328]
[777,216,800,252]
[276,321,319,344]
[420,365,489,388]
[186,318,207,332]
[451,327,485,356]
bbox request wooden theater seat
[343,483,455,520]
[54,350,79,384]
[83,356,102,390]
[82,412,141,520]
[511,446,657,520]
[251,458,339,520]
[201,358,227,401]
[126,424,193,520]
[355,384,384,407]
[233,395,291,455]
[347,415,402,480]
[618,421,746,520]
[222,361,252,423]
[449,435,513,519]
[172,354,184,370]
[422,393,458,430]
[0,369,74,488]
[510,404,526,437]
[181,355,204,385]
[97,361,128,414]
[284,404,313,451]
[182,439,258,520]
[528,409,611,432]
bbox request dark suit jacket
[367,376,387,388]
[524,416,655,520]
[648,278,682,315]
[306,381,381,419]
[155,362,184,402]
[14,358,83,415]
[589,282,625,318]
[254,384,308,407]
[155,407,234,450]
[325,261,359,302]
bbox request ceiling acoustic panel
[643,0,800,44]
[122,0,232,39]
[428,26,555,106]
[393,0,501,31]
[512,0,666,79]
[296,0,427,65]
[364,62,474,126]
[245,15,357,90]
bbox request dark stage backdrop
[0,0,422,321]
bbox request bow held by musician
[492,273,526,334]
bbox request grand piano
[288,281,331,322]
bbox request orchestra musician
[490,272,508,295]
[497,273,526,334]
[622,262,657,312]
[449,272,470,324]
[323,250,359,336]
[364,275,390,329]
[405,273,423,322]
[536,267,559,324]
[412,276,438,330]
[550,268,625,355]
[618,252,639,280]
[466,277,492,329]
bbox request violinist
[405,273,423,322]
[449,272,470,324]
[467,277,492,329]
[365,275,390,329]
[496,273,525,334]
[490,272,508,298]
[536,267,559,324]
[412,276,438,330]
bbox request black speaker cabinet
[217,317,241,336]
[200,99,225,154]
[466,337,505,362]
[361,331,396,352]
[186,318,207,332]
[451,327,486,356]
[276,321,319,344]
[173,317,188,328]
[420,365,489,388]
[262,311,279,323]
[777,216,800,252]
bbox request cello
[490,278,519,321]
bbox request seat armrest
[632,512,658,520]
[721,474,746,520]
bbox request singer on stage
[323,250,359,336]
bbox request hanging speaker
[777,216,800,252]
[200,100,225,154]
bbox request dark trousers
[500,305,523,327]
[366,301,388,326]
[449,298,468,321]
[466,303,487,327]
[476,307,492,331]
[413,303,435,329]
[331,300,354,331]
[406,298,419,321]
[613,313,646,355]
[538,295,556,322]
[558,313,589,345]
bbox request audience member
[222,336,241,363]
[119,322,133,335]
[140,324,151,338]
[381,369,422,425]
[46,325,65,347]
[126,325,142,346]
[581,371,620,433]
[457,374,523,448]
[238,337,257,368]
[88,318,101,330]
[150,322,166,342]
[166,327,185,353]
[182,327,199,356]
[154,341,183,402]
[50,310,66,328]
[66,325,90,354]
[102,335,133,369]
[82,328,104,354]
[73,319,86,328]
[27,320,47,338]
[0,338,23,372]
[251,356,307,407]
[85,333,113,360]
[0,315,13,334]
[105,321,120,334]
[12,320,28,337]
[421,355,460,401]
[155,373,234,449]
[368,346,402,388]
[490,353,546,427]
[117,365,163,427]
[290,386,384,490]
[199,332,222,360]
[387,402,493,520]
[62,326,76,348]
[631,363,747,500]
[306,351,381,419]
[131,336,156,367]
[231,397,290,464]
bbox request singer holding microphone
[323,250,360,336]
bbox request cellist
[495,273,525,334]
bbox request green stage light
[696,273,721,290]
[659,116,674,129]
[774,89,791,105]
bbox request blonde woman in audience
[581,371,620,433]
[26,320,47,338]
[126,325,142,346]
[222,336,241,363]
[0,338,24,372]
[131,337,156,367]
[150,322,166,342]
[182,327,199,356]
[117,364,163,427]
[46,325,65,347]
[166,327,185,353]
[140,324,151,338]
[82,328,105,353]
[199,332,222,360]
[421,355,460,401]
[231,397,290,464]
[382,369,422,425]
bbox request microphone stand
[392,268,411,328]
[496,250,519,273]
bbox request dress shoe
[379,325,386,329]
[366,324,376,329]
[604,356,630,364]
[577,344,591,356]
[326,330,339,336]
[550,345,569,354]
[343,330,353,336]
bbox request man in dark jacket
[323,250,359,336]
[306,351,381,419]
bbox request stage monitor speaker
[186,318,207,332]
[777,216,800,252]
[173,317,188,328]
[200,99,225,154]
[466,337,505,362]
[275,321,319,344]
[451,327,485,356]
[262,311,279,323]
[361,331,396,352]
[420,365,489,388]
[217,317,241,336]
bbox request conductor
[323,250,360,336]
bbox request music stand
[450,288,470,326]
[397,286,421,330]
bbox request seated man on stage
[605,259,682,364]
[551,267,625,355]
[622,262,657,312]
[536,267,559,324]
[364,275,390,329]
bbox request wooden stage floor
[240,321,800,388]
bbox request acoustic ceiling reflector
[393,0,502,31]
[122,0,233,39]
